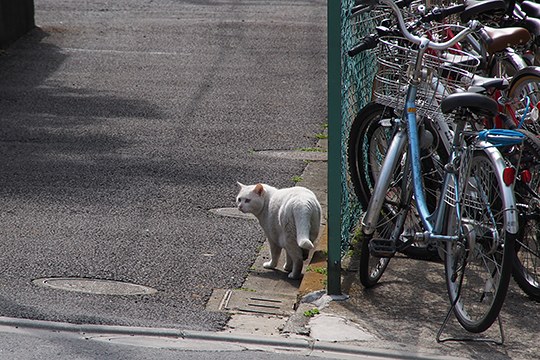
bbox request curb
[297,135,328,302]
[0,316,459,360]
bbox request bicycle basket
[372,36,480,120]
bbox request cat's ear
[237,182,246,188]
[254,183,264,196]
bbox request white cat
[236,182,322,279]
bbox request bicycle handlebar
[351,0,415,16]
[420,4,466,22]
[380,0,480,50]
[350,0,484,52]
[348,34,379,57]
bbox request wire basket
[372,36,480,120]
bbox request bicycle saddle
[484,26,532,53]
[517,16,540,39]
[461,0,507,23]
[440,92,498,117]
[469,74,509,92]
[521,1,540,19]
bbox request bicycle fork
[361,124,408,236]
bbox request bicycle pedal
[369,238,396,258]
[396,234,414,252]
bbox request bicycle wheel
[349,103,446,260]
[515,200,540,301]
[348,102,396,209]
[511,129,540,301]
[359,231,392,288]
[444,149,516,333]
[506,68,540,134]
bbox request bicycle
[353,0,525,334]
[349,2,540,284]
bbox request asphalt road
[0,0,326,331]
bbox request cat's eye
[244,199,251,203]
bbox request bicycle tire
[514,211,540,301]
[511,129,540,301]
[443,149,516,333]
[348,102,396,209]
[506,68,540,135]
[359,232,392,288]
[348,103,445,260]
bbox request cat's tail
[294,208,315,250]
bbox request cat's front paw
[263,260,277,269]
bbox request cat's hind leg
[284,252,293,272]
[284,243,304,279]
[263,240,281,269]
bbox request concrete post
[0,0,35,48]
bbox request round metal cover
[32,277,158,295]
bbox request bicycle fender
[510,65,540,84]
[477,140,520,235]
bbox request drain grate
[208,289,296,316]
[32,278,158,296]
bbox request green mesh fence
[340,0,378,254]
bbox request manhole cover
[32,278,158,296]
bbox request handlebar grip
[354,0,377,5]
[354,0,414,6]
[394,0,416,9]
[427,4,466,22]
[348,34,379,57]
[477,26,493,45]
[351,0,413,15]
[351,0,378,15]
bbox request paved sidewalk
[209,137,464,360]
[217,135,539,360]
